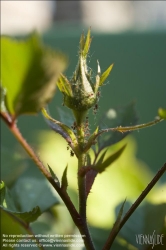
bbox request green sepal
[42,108,78,154]
[99,64,114,86]
[94,60,101,94]
[80,32,85,51]
[158,108,166,119]
[82,28,92,58]
[47,164,60,187]
[84,126,99,152]
[57,74,73,97]
[61,165,68,191]
[95,144,126,173]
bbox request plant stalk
[102,162,166,250]
[1,113,95,250]
[76,116,95,250]
[101,117,164,134]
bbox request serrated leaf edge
[95,144,126,173]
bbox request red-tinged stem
[102,163,166,250]
[1,112,95,250]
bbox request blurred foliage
[34,132,166,228]
[97,102,138,151]
[115,201,166,250]
[1,132,165,250]
[1,209,40,250]
[1,147,27,186]
[1,30,166,250]
[0,33,66,116]
[42,30,166,174]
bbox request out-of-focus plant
[0,29,165,250]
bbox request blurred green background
[1,3,166,250]
[3,27,166,172]
[1,27,166,249]
[42,27,166,174]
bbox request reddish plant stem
[1,113,95,250]
[102,162,166,250]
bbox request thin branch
[1,113,95,250]
[100,117,163,134]
[9,123,81,224]
[102,163,166,250]
[83,117,164,152]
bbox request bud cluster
[57,29,113,122]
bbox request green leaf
[99,63,114,86]
[144,203,166,235]
[12,173,59,213]
[95,149,108,167]
[61,166,68,191]
[158,108,166,119]
[48,164,60,187]
[1,181,41,224]
[108,198,126,244]
[95,144,126,173]
[1,208,28,236]
[1,206,41,224]
[0,181,17,211]
[1,208,42,250]
[13,206,41,224]
[89,226,129,250]
[116,201,166,249]
[98,102,138,151]
[57,107,74,128]
[0,32,66,116]
[1,147,27,186]
[0,181,6,205]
